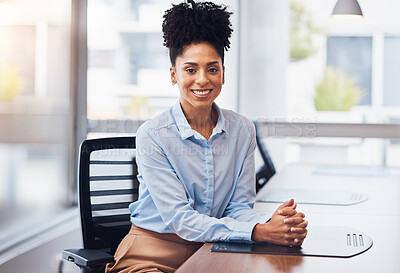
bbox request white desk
[255,164,400,217]
[177,164,400,273]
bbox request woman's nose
[195,71,209,85]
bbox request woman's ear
[170,67,177,85]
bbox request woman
[106,1,307,272]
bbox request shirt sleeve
[136,125,259,243]
[222,123,270,224]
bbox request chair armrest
[62,248,114,268]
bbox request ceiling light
[332,0,363,18]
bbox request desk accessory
[211,226,372,258]
[257,189,367,206]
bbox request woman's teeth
[192,90,211,95]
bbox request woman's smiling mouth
[191,89,212,96]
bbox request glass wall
[326,36,372,105]
[0,0,72,250]
[281,0,400,168]
[87,0,180,123]
[383,36,400,107]
[86,0,400,169]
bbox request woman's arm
[222,125,269,223]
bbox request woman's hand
[251,199,308,246]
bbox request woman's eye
[186,68,196,73]
[209,68,219,73]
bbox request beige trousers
[105,224,203,273]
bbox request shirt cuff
[230,214,270,243]
[228,221,256,243]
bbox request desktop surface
[176,164,400,273]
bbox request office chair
[254,121,276,193]
[62,137,138,273]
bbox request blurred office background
[0,0,399,272]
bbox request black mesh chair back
[253,121,276,192]
[79,137,138,255]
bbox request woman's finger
[277,199,294,210]
[295,220,308,229]
[278,207,297,217]
[283,216,304,225]
[289,226,307,234]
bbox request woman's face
[170,42,225,115]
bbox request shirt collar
[213,103,227,136]
[172,100,227,140]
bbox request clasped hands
[251,199,308,247]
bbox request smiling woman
[104,1,307,273]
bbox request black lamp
[332,0,363,17]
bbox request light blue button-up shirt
[130,101,269,243]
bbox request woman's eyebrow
[207,61,220,66]
[183,62,198,66]
[183,61,220,66]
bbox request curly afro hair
[162,0,233,66]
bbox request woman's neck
[183,106,218,140]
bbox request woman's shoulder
[137,107,175,137]
[220,108,255,130]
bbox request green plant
[0,60,25,101]
[290,0,322,61]
[314,66,364,111]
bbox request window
[0,0,73,251]
[87,0,180,122]
[0,26,35,96]
[383,36,400,107]
[327,36,372,105]
[281,0,400,168]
